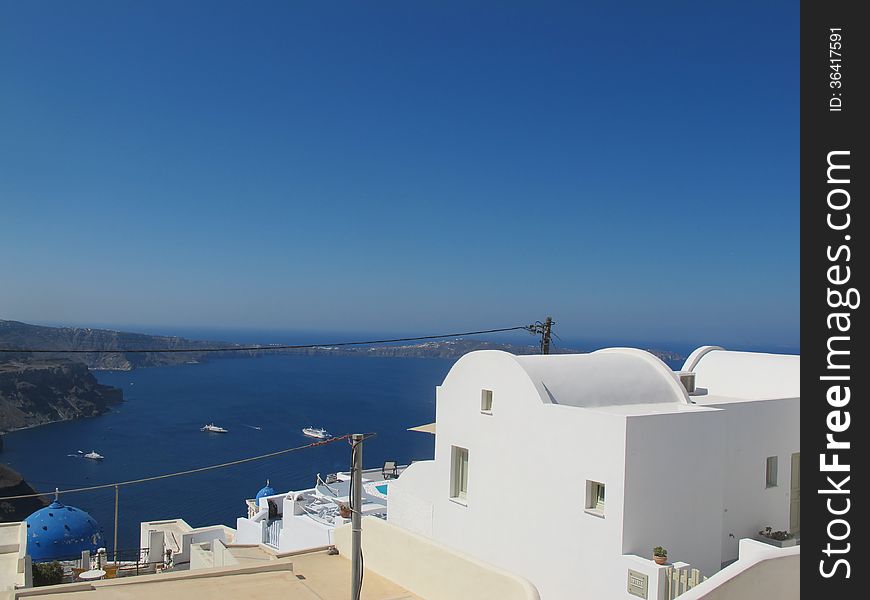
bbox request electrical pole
[541,317,553,354]
[527,316,555,354]
[541,316,553,355]
[350,433,364,600]
[114,485,119,564]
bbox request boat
[302,427,331,439]
[201,423,228,433]
[84,451,104,460]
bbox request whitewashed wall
[391,351,631,600]
[708,397,800,563]
[387,460,436,537]
[623,409,726,576]
[389,349,800,599]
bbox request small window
[480,389,493,413]
[766,456,778,488]
[450,446,469,502]
[586,480,605,514]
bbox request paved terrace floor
[10,550,420,600]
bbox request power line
[0,434,350,501]
[0,325,534,354]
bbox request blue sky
[0,1,799,350]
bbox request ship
[302,427,330,439]
[201,423,228,433]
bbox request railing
[265,520,282,547]
[664,565,707,599]
[33,547,171,584]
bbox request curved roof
[683,347,800,399]
[510,348,690,408]
[25,500,103,561]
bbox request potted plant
[756,526,798,548]
[653,546,668,565]
[338,503,352,519]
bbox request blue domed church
[255,480,275,502]
[25,498,104,561]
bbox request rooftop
[684,346,800,400]
[9,550,420,600]
[443,346,799,417]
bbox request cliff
[1,319,684,366]
[0,463,48,522]
[0,359,123,433]
[0,319,252,370]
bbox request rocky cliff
[0,319,253,370]
[0,359,123,433]
[0,463,48,522]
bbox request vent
[679,371,697,394]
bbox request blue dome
[255,481,275,501]
[25,500,103,561]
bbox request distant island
[0,319,255,371]
[1,319,684,367]
[308,339,685,363]
[0,319,684,433]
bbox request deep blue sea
[1,329,789,554]
[2,355,450,552]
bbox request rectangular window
[766,456,778,488]
[586,480,605,515]
[480,389,493,413]
[450,446,469,502]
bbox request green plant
[653,546,667,558]
[758,526,793,541]
[32,561,64,587]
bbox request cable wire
[0,325,534,354]
[0,434,350,501]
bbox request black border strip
[802,0,867,593]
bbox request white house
[387,346,799,600]
[233,467,399,553]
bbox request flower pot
[653,555,667,565]
[339,505,352,519]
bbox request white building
[233,468,400,553]
[388,346,800,600]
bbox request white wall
[679,539,800,600]
[278,514,333,552]
[387,460,436,538]
[706,398,800,563]
[235,516,265,545]
[174,527,230,565]
[623,409,726,576]
[0,522,29,591]
[690,351,799,400]
[335,517,540,600]
[389,350,800,599]
[393,351,631,600]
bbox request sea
[2,354,449,553]
[2,328,790,554]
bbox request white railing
[664,565,707,599]
[265,520,282,547]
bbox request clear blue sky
[0,1,799,350]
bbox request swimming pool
[375,484,389,495]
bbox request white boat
[201,423,228,433]
[302,427,331,439]
[84,451,104,460]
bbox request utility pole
[541,316,553,355]
[350,433,364,600]
[113,485,119,564]
[528,316,555,354]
